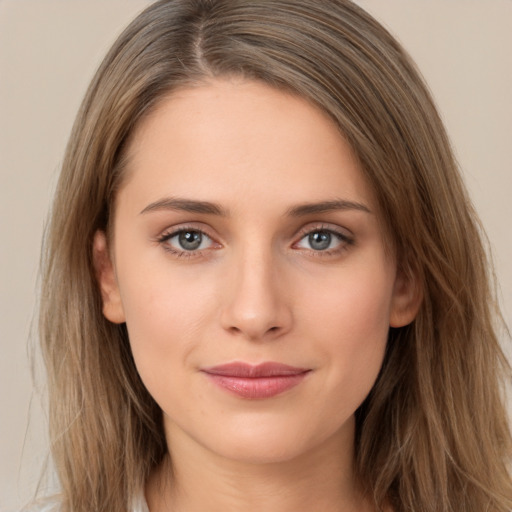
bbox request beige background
[1,1,511,510]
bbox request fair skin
[94,79,419,512]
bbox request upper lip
[201,362,310,378]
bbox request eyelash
[293,224,354,256]
[156,224,354,259]
[156,225,218,259]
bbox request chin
[191,412,354,466]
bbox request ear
[389,267,423,328]
[92,230,126,324]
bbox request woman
[35,0,512,511]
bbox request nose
[220,247,293,341]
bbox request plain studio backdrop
[0,1,511,510]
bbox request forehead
[119,79,377,215]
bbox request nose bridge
[220,238,292,340]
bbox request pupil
[309,231,331,250]
[179,231,202,250]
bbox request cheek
[116,265,217,393]
[304,258,394,395]
[307,258,394,340]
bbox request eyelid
[154,222,354,258]
[156,223,222,257]
[291,223,354,253]
[293,222,353,241]
[157,222,210,239]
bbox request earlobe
[92,231,126,324]
[389,267,423,328]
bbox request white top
[24,494,149,512]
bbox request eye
[160,229,215,253]
[294,228,352,252]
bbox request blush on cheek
[314,275,391,386]
[123,290,208,391]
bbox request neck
[146,418,373,512]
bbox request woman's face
[95,79,418,464]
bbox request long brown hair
[39,1,512,511]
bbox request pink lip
[201,362,310,399]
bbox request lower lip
[204,373,309,399]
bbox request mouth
[201,362,311,399]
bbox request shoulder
[21,494,148,512]
[21,497,61,512]
[20,494,149,512]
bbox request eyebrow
[139,197,371,217]
[140,197,227,216]
[286,199,371,216]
